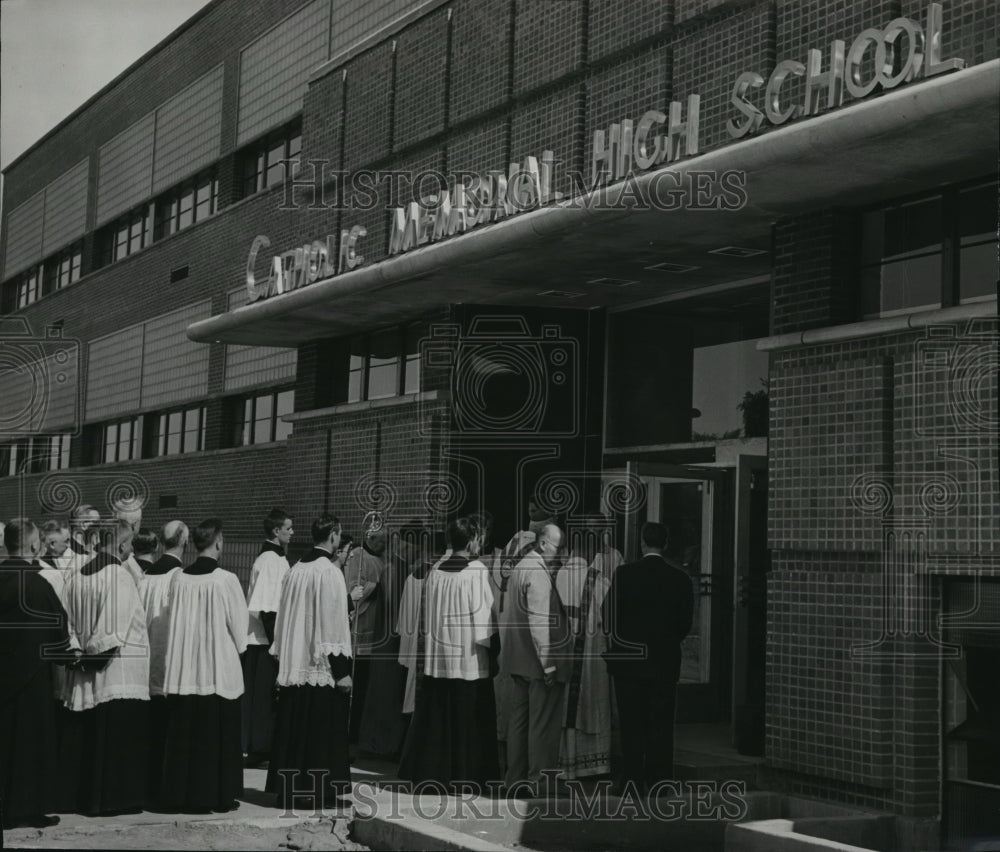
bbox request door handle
[737,574,750,608]
[698,576,714,596]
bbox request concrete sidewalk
[1,761,513,851]
[4,755,772,851]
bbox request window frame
[154,169,219,240]
[145,403,207,458]
[17,266,41,308]
[860,177,999,319]
[344,322,424,404]
[0,434,71,476]
[102,416,142,464]
[224,386,295,447]
[237,119,302,199]
[43,242,84,295]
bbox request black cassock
[266,656,352,810]
[0,558,72,828]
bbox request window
[861,179,998,318]
[47,434,72,470]
[957,182,999,304]
[17,266,41,308]
[146,404,206,457]
[43,243,84,295]
[0,435,70,476]
[344,323,424,403]
[102,416,142,463]
[0,442,20,477]
[225,387,294,446]
[96,202,154,268]
[154,170,219,240]
[237,120,302,199]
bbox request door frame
[623,460,734,722]
[732,454,768,753]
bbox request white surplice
[60,558,150,711]
[270,550,352,688]
[161,565,248,699]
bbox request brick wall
[512,0,586,94]
[0,443,290,540]
[393,7,451,151]
[588,0,675,60]
[283,396,452,545]
[771,209,858,335]
[672,1,776,154]
[341,40,396,172]
[448,0,514,125]
[766,202,998,817]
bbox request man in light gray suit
[499,523,571,792]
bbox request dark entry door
[623,461,734,723]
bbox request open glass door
[624,461,733,722]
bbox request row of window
[0,435,72,477]
[95,170,221,269]
[0,388,296,479]
[15,244,84,308]
[87,388,293,466]
[4,120,303,312]
[0,317,427,476]
[860,180,997,318]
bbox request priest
[1,519,75,829]
[342,513,387,744]
[267,514,353,811]
[159,519,248,813]
[242,508,293,766]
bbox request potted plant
[738,379,769,438]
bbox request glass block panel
[3,190,45,278]
[86,325,144,421]
[223,288,298,391]
[97,112,155,225]
[42,158,89,256]
[141,301,211,409]
[152,64,224,193]
[237,0,331,145]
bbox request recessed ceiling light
[708,246,768,257]
[644,261,701,273]
[586,277,638,287]
[537,290,585,299]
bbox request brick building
[1,1,996,849]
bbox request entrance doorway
[621,457,768,753]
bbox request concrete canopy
[187,60,999,348]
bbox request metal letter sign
[727,2,964,139]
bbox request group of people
[0,498,694,830]
[392,505,695,798]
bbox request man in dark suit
[602,521,693,794]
